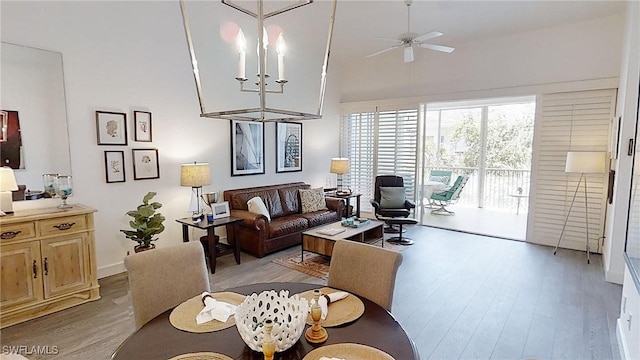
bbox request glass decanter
[56,175,73,209]
[43,174,59,198]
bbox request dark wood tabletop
[111,282,419,360]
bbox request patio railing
[424,167,531,214]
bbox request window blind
[528,89,616,253]
[340,107,419,213]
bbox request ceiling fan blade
[366,45,402,58]
[418,43,455,53]
[413,31,443,42]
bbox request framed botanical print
[96,111,127,145]
[132,148,159,180]
[230,120,265,176]
[134,111,152,142]
[276,122,302,173]
[104,151,126,183]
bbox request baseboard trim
[98,262,125,279]
[617,318,630,360]
[606,269,625,284]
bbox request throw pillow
[247,196,271,222]
[299,188,328,213]
[379,187,406,208]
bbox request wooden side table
[176,216,243,274]
[325,193,362,218]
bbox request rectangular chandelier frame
[179,0,337,122]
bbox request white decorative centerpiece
[234,290,309,352]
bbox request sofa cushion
[248,196,270,222]
[263,190,284,218]
[268,216,308,238]
[297,210,338,228]
[279,185,309,216]
[299,188,327,213]
[379,186,406,208]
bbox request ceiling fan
[366,0,455,63]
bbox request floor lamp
[553,151,606,263]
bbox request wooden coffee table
[301,219,384,259]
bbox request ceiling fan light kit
[367,0,454,63]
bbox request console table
[0,204,99,328]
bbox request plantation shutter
[376,108,419,201]
[528,89,616,252]
[340,111,376,212]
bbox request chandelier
[179,0,337,122]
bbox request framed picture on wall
[276,122,302,173]
[96,111,127,145]
[134,111,152,142]
[230,120,265,176]
[104,150,126,183]
[132,148,159,180]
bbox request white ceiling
[328,0,627,65]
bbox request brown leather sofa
[224,182,344,258]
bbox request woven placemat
[297,287,365,327]
[303,343,395,360]
[168,352,233,360]
[169,292,246,333]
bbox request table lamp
[0,167,19,215]
[180,162,211,222]
[553,151,606,263]
[330,158,350,194]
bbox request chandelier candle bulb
[276,33,286,81]
[257,27,268,76]
[236,29,246,80]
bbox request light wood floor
[0,226,621,360]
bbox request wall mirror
[1,42,72,198]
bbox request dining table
[111,282,419,360]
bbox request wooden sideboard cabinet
[0,204,99,328]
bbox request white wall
[605,0,640,284]
[1,1,342,277]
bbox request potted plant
[120,192,166,252]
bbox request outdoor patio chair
[428,170,453,185]
[429,175,469,215]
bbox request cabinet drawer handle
[1,230,21,239]
[44,257,49,275]
[53,222,76,231]
[33,260,38,278]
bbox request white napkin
[318,357,345,360]
[317,291,348,320]
[196,292,237,324]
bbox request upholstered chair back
[124,241,210,329]
[327,240,403,311]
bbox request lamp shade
[330,158,350,174]
[0,167,18,192]
[565,152,606,174]
[180,163,211,187]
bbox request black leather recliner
[370,175,415,233]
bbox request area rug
[272,239,406,279]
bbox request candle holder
[262,319,275,360]
[43,174,58,198]
[56,175,73,209]
[305,289,328,343]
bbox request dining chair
[124,241,211,329]
[328,240,403,311]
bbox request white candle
[236,29,246,79]
[257,27,268,75]
[276,33,286,81]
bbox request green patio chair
[428,170,453,185]
[430,175,469,215]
